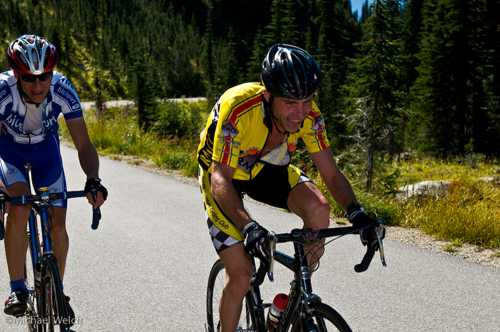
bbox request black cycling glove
[347,203,384,248]
[84,178,108,200]
[241,221,270,263]
[0,191,11,203]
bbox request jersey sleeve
[300,103,330,153]
[0,79,13,122]
[52,76,83,120]
[211,96,247,169]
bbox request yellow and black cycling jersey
[197,82,330,180]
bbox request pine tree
[281,0,298,45]
[246,28,266,82]
[484,0,500,156]
[315,0,350,152]
[411,0,489,157]
[128,46,158,129]
[265,0,286,45]
[211,27,240,98]
[345,0,405,192]
[360,0,372,23]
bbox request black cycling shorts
[199,162,312,253]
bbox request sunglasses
[19,71,53,83]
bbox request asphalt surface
[0,145,498,331]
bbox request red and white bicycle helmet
[7,34,58,75]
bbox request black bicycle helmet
[260,44,321,100]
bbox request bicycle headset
[7,34,58,75]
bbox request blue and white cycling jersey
[0,70,83,144]
[0,70,83,208]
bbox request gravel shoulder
[84,146,500,269]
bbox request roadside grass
[61,104,500,249]
[394,158,500,248]
[322,157,500,249]
[59,103,201,177]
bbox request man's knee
[303,197,331,229]
[49,221,67,240]
[220,245,254,298]
[225,267,253,298]
[6,205,31,230]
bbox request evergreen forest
[1,0,499,190]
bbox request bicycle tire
[206,259,257,332]
[290,302,352,332]
[24,254,38,331]
[40,259,69,332]
[25,218,41,332]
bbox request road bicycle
[206,222,386,332]
[0,162,101,332]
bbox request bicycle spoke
[207,260,257,332]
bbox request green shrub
[154,100,204,139]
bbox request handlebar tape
[249,262,267,288]
[90,190,101,230]
[0,216,4,240]
[91,207,101,230]
[354,243,375,273]
[0,196,5,240]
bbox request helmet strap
[262,94,287,135]
[262,94,274,133]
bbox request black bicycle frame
[247,240,314,332]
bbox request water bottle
[266,293,289,332]
[34,262,41,294]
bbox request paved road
[0,145,498,331]
[80,98,206,111]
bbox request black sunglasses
[19,71,53,83]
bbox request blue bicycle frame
[0,162,101,331]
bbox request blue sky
[351,0,370,16]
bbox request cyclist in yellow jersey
[197,44,382,331]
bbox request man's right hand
[241,221,270,263]
[0,188,11,220]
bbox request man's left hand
[348,204,385,248]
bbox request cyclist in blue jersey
[0,35,108,322]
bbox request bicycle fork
[278,241,322,332]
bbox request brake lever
[0,194,6,240]
[90,188,101,230]
[267,232,277,282]
[375,220,387,267]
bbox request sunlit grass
[59,103,201,177]
[322,157,500,249]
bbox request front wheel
[206,259,257,332]
[40,259,69,332]
[25,218,41,332]
[291,302,352,332]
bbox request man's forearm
[211,176,252,230]
[325,171,358,211]
[78,144,100,179]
